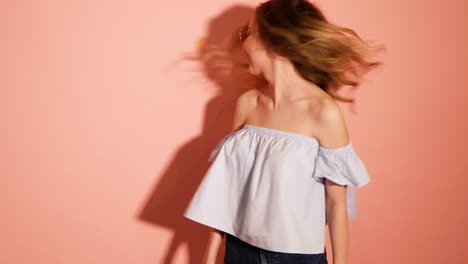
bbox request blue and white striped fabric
[184,123,371,254]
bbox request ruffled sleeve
[312,141,371,220]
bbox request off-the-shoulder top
[183,123,371,254]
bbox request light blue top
[184,123,371,254]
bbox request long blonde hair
[255,0,386,102]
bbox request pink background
[2,0,467,263]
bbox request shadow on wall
[137,5,267,264]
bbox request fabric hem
[183,213,326,254]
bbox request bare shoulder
[239,89,260,103]
[317,97,343,124]
[314,97,350,148]
[232,89,260,131]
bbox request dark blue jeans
[224,233,328,264]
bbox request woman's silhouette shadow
[138,5,267,264]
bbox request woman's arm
[316,98,351,264]
[326,183,349,264]
[232,89,259,131]
[202,228,225,264]
[202,90,259,263]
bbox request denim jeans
[224,233,328,264]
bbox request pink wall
[2,0,467,263]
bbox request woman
[184,0,384,263]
